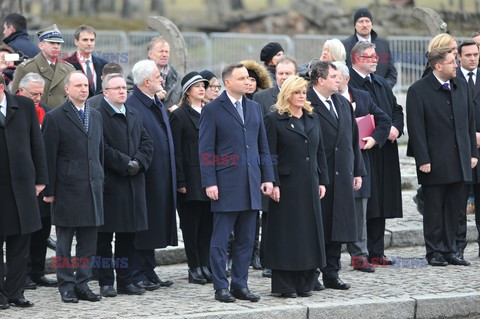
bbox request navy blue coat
[127,86,178,249]
[3,29,40,59]
[199,91,275,212]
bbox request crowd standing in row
[1,7,480,309]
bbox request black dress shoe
[313,280,325,291]
[100,285,117,297]
[61,290,78,303]
[47,236,56,250]
[323,277,351,290]
[75,288,102,302]
[297,291,313,297]
[32,275,58,287]
[117,284,146,295]
[428,255,448,266]
[368,255,393,265]
[277,292,296,298]
[25,276,37,290]
[352,257,375,273]
[134,280,160,291]
[231,287,261,302]
[188,267,207,285]
[9,296,34,307]
[148,276,174,287]
[262,268,272,278]
[215,288,236,303]
[200,266,213,283]
[0,294,9,310]
[445,254,470,266]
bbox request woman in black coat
[170,72,213,285]
[264,76,329,298]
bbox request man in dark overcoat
[126,60,177,290]
[0,76,47,309]
[307,61,365,290]
[199,63,274,303]
[348,41,404,265]
[93,73,153,297]
[407,47,478,266]
[42,71,104,303]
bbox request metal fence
[28,30,461,92]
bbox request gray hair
[18,72,46,88]
[351,41,376,64]
[132,59,157,86]
[102,73,125,90]
[332,61,349,78]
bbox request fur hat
[240,59,273,91]
[353,8,373,25]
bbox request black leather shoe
[188,268,207,285]
[368,255,393,265]
[313,280,325,291]
[117,284,146,295]
[32,275,58,287]
[25,276,37,290]
[9,296,34,307]
[215,288,236,303]
[323,277,351,290]
[47,236,56,250]
[134,280,160,291]
[100,285,117,297]
[75,288,102,302]
[445,254,470,266]
[200,266,213,283]
[428,255,448,266]
[277,292,296,298]
[297,291,313,297]
[352,257,375,273]
[231,287,260,302]
[148,276,174,287]
[0,294,9,310]
[61,290,78,303]
[262,268,272,278]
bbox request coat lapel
[219,92,244,126]
[183,104,200,130]
[474,69,480,100]
[50,59,70,90]
[308,87,338,129]
[64,103,87,134]
[331,94,347,144]
[36,54,54,82]
[4,93,19,125]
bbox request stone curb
[414,292,480,319]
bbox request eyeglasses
[104,86,127,91]
[209,85,222,91]
[358,55,379,62]
[440,59,457,65]
[23,89,43,98]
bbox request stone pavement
[4,145,480,318]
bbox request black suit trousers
[28,215,51,279]
[0,234,31,300]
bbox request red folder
[356,114,375,149]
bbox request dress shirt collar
[461,67,477,83]
[226,92,243,107]
[104,97,126,115]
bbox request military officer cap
[36,24,64,43]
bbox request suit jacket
[169,102,209,202]
[199,91,275,212]
[307,88,365,242]
[11,53,76,109]
[96,98,153,232]
[66,53,108,97]
[42,100,104,227]
[252,85,279,116]
[407,71,478,185]
[343,30,398,88]
[0,93,47,235]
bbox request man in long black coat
[307,61,365,290]
[42,71,104,303]
[0,77,47,309]
[127,60,177,290]
[348,41,404,265]
[407,47,478,266]
[93,73,153,297]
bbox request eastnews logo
[352,256,428,269]
[51,256,128,269]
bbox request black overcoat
[307,88,366,243]
[406,72,477,185]
[263,110,328,270]
[96,98,153,232]
[349,70,404,219]
[42,100,104,227]
[0,93,47,235]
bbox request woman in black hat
[199,70,221,104]
[260,42,285,84]
[169,72,213,285]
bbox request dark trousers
[475,184,480,245]
[177,200,213,268]
[260,211,268,265]
[367,217,386,257]
[320,241,342,280]
[271,269,315,294]
[55,226,97,294]
[96,232,135,287]
[28,215,51,280]
[423,182,468,259]
[455,186,472,254]
[131,249,158,283]
[0,234,30,300]
[347,198,369,257]
[210,210,256,290]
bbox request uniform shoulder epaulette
[19,58,35,67]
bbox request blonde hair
[322,38,346,62]
[427,33,456,52]
[275,76,313,116]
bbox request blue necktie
[442,82,451,92]
[365,75,372,83]
[234,100,244,123]
[78,109,85,123]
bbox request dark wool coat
[127,86,178,249]
[263,110,328,270]
[0,93,47,235]
[42,100,104,227]
[307,88,366,243]
[252,85,279,117]
[96,98,153,232]
[349,69,404,219]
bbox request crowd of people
[1,7,480,310]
